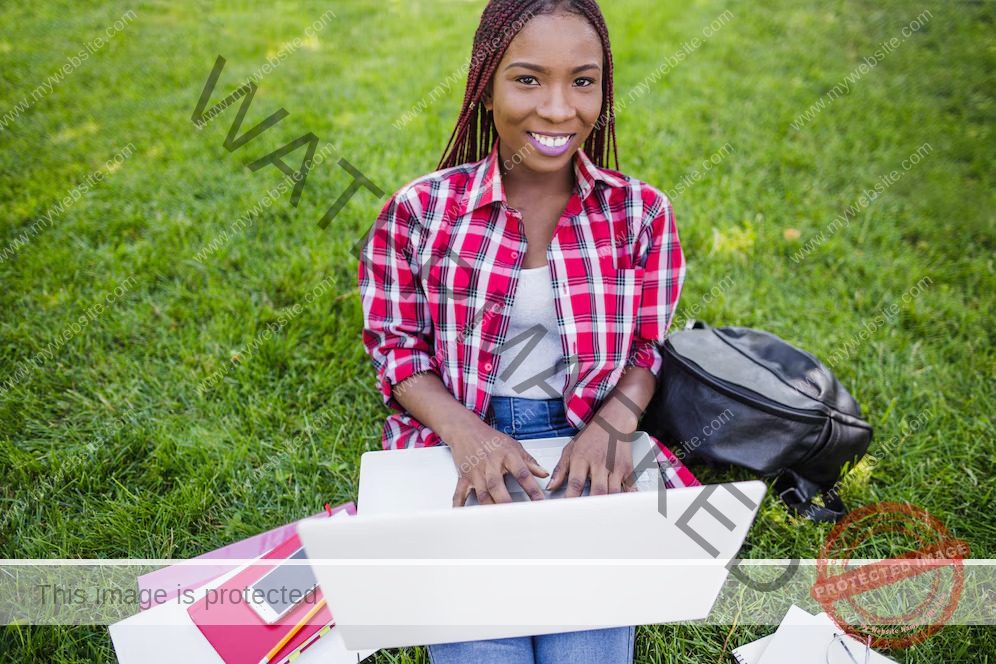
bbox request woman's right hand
[445,421,550,507]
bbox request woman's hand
[545,367,656,497]
[445,421,550,507]
[544,424,639,497]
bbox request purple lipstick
[526,131,575,157]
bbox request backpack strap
[771,473,847,523]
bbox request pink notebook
[137,502,355,610]
[186,533,334,664]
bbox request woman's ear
[481,81,494,112]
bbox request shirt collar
[456,137,627,217]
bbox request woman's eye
[575,77,595,87]
[516,75,538,85]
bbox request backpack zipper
[664,345,826,424]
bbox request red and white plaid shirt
[358,139,699,487]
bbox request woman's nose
[536,85,577,123]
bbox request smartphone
[244,547,319,624]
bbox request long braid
[437,0,618,172]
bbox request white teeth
[531,133,570,148]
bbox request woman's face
[482,12,605,179]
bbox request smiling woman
[357,1,696,662]
[438,1,618,171]
[482,12,604,167]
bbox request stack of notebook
[110,503,376,664]
[186,513,349,664]
[732,605,897,664]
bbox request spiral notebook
[733,605,897,664]
[731,633,774,664]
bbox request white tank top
[492,265,568,399]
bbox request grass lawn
[1,0,993,661]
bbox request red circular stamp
[809,502,970,649]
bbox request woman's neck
[498,143,576,203]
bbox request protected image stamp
[810,501,970,649]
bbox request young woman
[359,1,701,661]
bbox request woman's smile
[527,131,576,156]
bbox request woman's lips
[527,131,575,157]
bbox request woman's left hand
[544,425,639,497]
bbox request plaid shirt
[358,140,699,488]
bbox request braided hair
[436,0,618,172]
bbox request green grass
[0,0,993,662]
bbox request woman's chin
[518,153,576,175]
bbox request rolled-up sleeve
[358,186,438,413]
[626,191,686,378]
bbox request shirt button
[511,251,518,259]
[484,362,493,371]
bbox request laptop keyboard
[464,446,667,505]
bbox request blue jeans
[489,395,578,440]
[426,396,636,664]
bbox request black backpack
[640,322,873,522]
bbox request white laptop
[356,432,673,513]
[298,435,766,650]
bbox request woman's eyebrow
[504,62,601,75]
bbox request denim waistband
[488,396,575,440]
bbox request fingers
[469,469,495,505]
[483,465,514,504]
[564,456,590,499]
[453,477,472,508]
[508,455,546,502]
[521,451,550,479]
[457,439,552,506]
[545,460,563,492]
[591,468,609,496]
[544,443,573,492]
[607,473,622,495]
